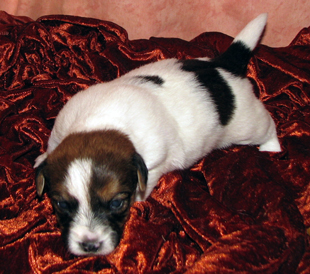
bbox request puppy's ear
[132,153,148,192]
[35,160,47,197]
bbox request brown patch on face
[48,130,137,167]
[45,129,137,186]
[91,169,137,219]
[95,177,123,202]
[42,129,142,218]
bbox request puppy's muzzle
[80,241,102,253]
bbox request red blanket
[0,11,309,273]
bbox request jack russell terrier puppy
[34,13,281,256]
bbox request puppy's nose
[80,241,101,253]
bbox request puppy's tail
[233,13,268,51]
[215,13,268,76]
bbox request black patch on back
[180,59,235,126]
[135,75,164,86]
[213,41,253,76]
[180,41,253,125]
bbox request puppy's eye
[56,200,70,211]
[109,199,124,210]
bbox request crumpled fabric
[0,10,309,273]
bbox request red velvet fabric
[0,11,310,273]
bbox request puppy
[34,13,281,256]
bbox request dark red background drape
[0,11,309,273]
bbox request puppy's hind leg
[259,119,281,152]
[259,135,281,152]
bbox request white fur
[66,158,92,205]
[233,13,268,50]
[66,159,117,255]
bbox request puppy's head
[35,130,147,256]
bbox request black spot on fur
[180,59,235,126]
[213,41,253,76]
[136,75,164,85]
